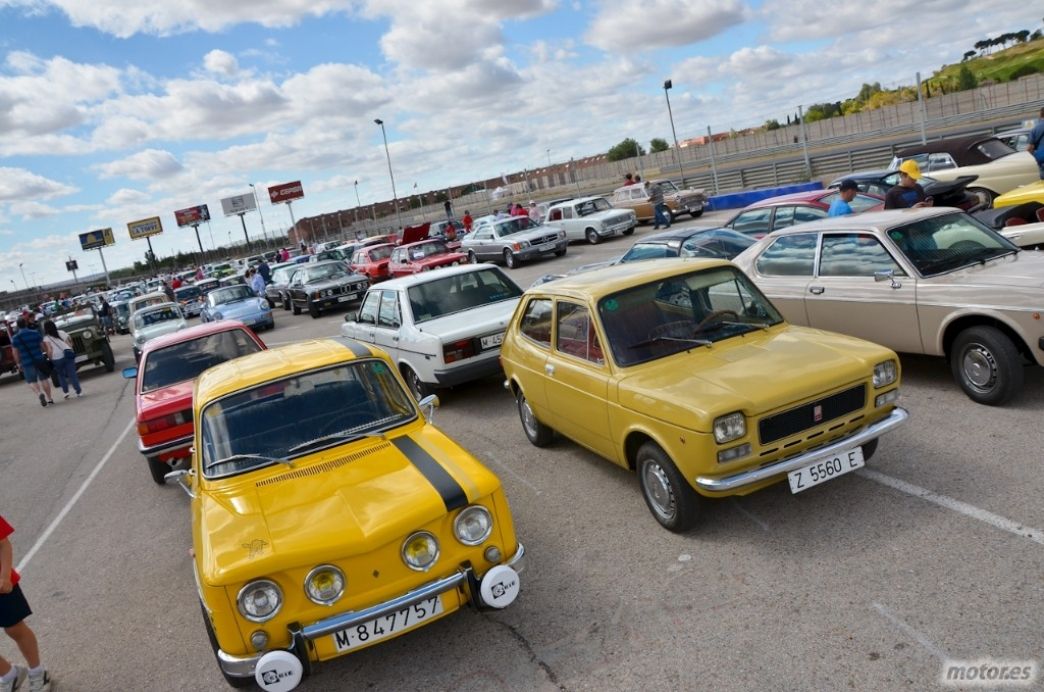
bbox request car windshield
[407,268,522,323]
[599,267,784,367]
[210,286,254,304]
[175,286,202,301]
[576,198,611,216]
[620,243,675,262]
[199,359,416,478]
[368,245,393,260]
[659,181,679,193]
[271,267,294,283]
[886,212,1018,276]
[134,306,180,329]
[140,329,262,392]
[408,240,449,259]
[496,218,539,236]
[302,264,348,282]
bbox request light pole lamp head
[664,79,673,90]
[374,118,383,126]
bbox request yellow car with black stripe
[168,338,524,690]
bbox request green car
[54,307,116,373]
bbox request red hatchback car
[388,238,468,277]
[124,321,266,484]
[724,189,885,238]
[350,242,395,282]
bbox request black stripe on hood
[392,436,468,511]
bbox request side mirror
[417,394,440,423]
[164,468,197,499]
[122,367,138,379]
[873,270,893,283]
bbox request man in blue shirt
[1027,107,1044,180]
[828,179,859,216]
[11,317,54,407]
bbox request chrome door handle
[545,364,555,376]
[809,286,825,295]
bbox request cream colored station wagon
[732,208,1044,406]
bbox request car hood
[195,427,500,585]
[135,322,185,341]
[303,275,365,290]
[401,223,431,245]
[413,299,520,338]
[138,379,194,419]
[616,325,886,431]
[55,317,96,332]
[213,298,265,315]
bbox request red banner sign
[269,181,304,204]
[174,204,211,227]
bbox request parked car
[174,338,525,688]
[724,189,884,237]
[610,179,707,223]
[890,135,1039,206]
[993,180,1044,209]
[971,202,1044,249]
[131,303,187,363]
[459,216,568,268]
[128,291,170,318]
[995,125,1034,152]
[123,321,266,484]
[350,243,395,283]
[500,259,907,531]
[52,307,116,374]
[310,248,350,263]
[111,299,132,334]
[542,197,636,245]
[264,262,299,310]
[200,284,274,331]
[732,207,1043,405]
[287,260,370,318]
[1,322,18,378]
[174,284,206,318]
[342,264,523,400]
[389,239,468,277]
[828,170,980,210]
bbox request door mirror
[873,270,894,283]
[164,469,197,499]
[121,366,138,379]
[417,394,439,423]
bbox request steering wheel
[695,309,740,331]
[950,240,985,251]
[649,320,695,340]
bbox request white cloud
[587,0,747,51]
[95,149,185,180]
[105,188,150,206]
[8,201,61,219]
[0,167,77,202]
[203,49,239,76]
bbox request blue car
[199,284,274,331]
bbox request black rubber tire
[201,602,253,688]
[690,209,704,218]
[585,228,600,245]
[309,304,321,319]
[282,294,290,311]
[636,442,702,532]
[623,227,635,236]
[101,341,115,372]
[292,301,301,315]
[468,250,478,264]
[554,247,567,257]
[147,456,169,485]
[266,297,275,309]
[503,249,517,269]
[949,326,1023,405]
[516,389,553,447]
[403,366,432,401]
[861,438,879,462]
[966,187,995,208]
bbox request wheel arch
[940,312,1033,363]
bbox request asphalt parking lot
[1,211,1042,691]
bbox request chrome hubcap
[642,461,675,521]
[519,396,538,437]
[962,344,996,392]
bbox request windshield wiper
[287,426,389,454]
[696,321,760,336]
[628,334,711,349]
[207,453,291,471]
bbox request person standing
[171,275,183,290]
[623,173,635,186]
[647,180,670,229]
[527,201,541,222]
[0,514,53,692]
[195,266,205,281]
[249,268,265,297]
[828,180,860,217]
[1027,106,1044,180]
[42,320,80,399]
[10,318,53,407]
[257,258,271,284]
[443,199,453,221]
[161,280,175,302]
[462,211,473,233]
[98,298,113,335]
[511,203,528,218]
[884,160,933,209]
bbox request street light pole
[374,119,403,232]
[353,180,362,225]
[249,183,269,242]
[663,79,687,186]
[546,148,551,168]
[19,263,28,290]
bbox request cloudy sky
[0,0,1037,285]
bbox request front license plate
[480,332,504,349]
[337,293,356,303]
[331,596,443,652]
[787,446,865,494]
[538,242,555,252]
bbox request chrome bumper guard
[137,433,193,457]
[694,407,909,493]
[218,543,525,679]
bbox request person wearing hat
[829,180,860,217]
[884,160,933,210]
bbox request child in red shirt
[0,515,51,692]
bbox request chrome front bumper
[694,407,909,493]
[217,543,526,679]
[137,433,193,458]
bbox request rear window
[975,139,1016,160]
[141,329,262,392]
[407,268,522,323]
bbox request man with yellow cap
[884,160,933,209]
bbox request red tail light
[443,339,476,364]
[140,409,192,434]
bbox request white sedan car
[131,302,187,362]
[341,264,523,399]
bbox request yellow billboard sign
[127,216,163,240]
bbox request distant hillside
[934,40,1044,89]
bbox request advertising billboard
[269,180,304,204]
[220,193,257,217]
[174,204,211,227]
[127,216,163,240]
[65,259,78,272]
[79,227,115,251]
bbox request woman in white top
[42,320,82,399]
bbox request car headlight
[454,505,493,546]
[82,329,93,339]
[713,412,746,444]
[258,299,270,311]
[213,312,223,321]
[237,579,283,622]
[304,565,345,606]
[873,360,898,388]
[401,531,439,572]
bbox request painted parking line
[16,418,136,572]
[858,468,1044,547]
[872,602,950,661]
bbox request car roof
[142,320,255,353]
[758,207,960,235]
[745,190,831,207]
[894,134,1001,158]
[635,226,731,243]
[400,238,452,249]
[529,258,732,301]
[377,262,500,290]
[195,337,379,404]
[136,301,180,314]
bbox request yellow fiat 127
[500,259,909,532]
[167,338,524,690]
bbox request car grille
[70,334,86,353]
[537,234,559,244]
[758,384,866,445]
